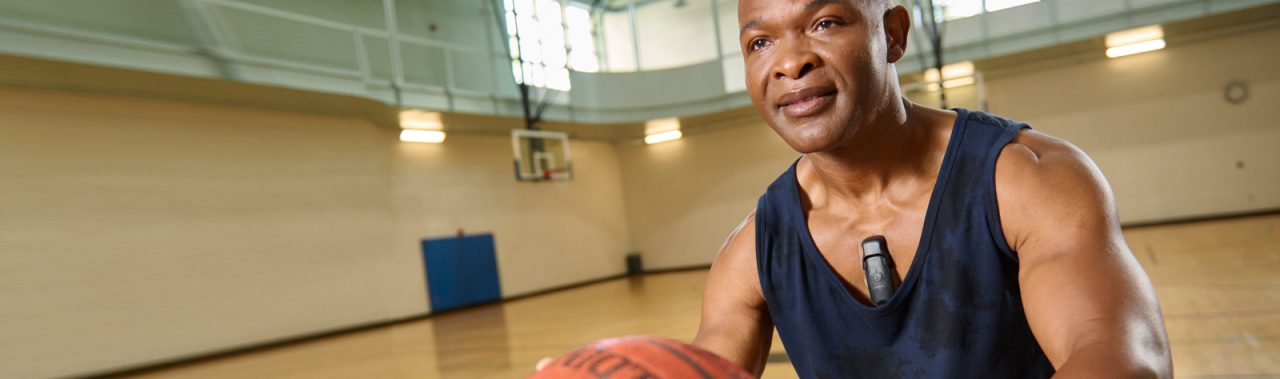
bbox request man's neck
[802,99,948,209]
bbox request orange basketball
[528,336,753,379]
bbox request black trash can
[626,253,643,276]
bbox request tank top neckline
[784,108,970,316]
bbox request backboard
[512,129,572,182]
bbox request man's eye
[815,19,836,31]
[748,38,769,51]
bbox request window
[502,0,598,91]
[932,0,1039,21]
[934,0,982,21]
[984,0,1039,13]
[565,6,598,72]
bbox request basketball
[528,336,753,379]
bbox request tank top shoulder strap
[754,158,803,289]
[944,108,1031,260]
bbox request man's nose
[772,41,820,80]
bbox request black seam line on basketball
[640,340,714,379]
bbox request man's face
[738,0,893,153]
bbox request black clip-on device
[860,235,898,306]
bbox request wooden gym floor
[122,213,1280,378]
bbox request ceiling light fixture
[400,129,446,143]
[1105,25,1165,58]
[923,61,976,90]
[644,130,682,145]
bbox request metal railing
[193,0,500,99]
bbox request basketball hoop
[541,167,571,181]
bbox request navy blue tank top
[755,109,1055,378]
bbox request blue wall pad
[421,234,502,312]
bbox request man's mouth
[776,87,837,118]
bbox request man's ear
[883,5,910,63]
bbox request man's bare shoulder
[719,211,757,258]
[997,129,1094,176]
[994,129,1119,252]
[706,212,762,302]
[695,211,774,373]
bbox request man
[690,0,1172,377]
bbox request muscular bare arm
[693,213,774,377]
[997,131,1172,378]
